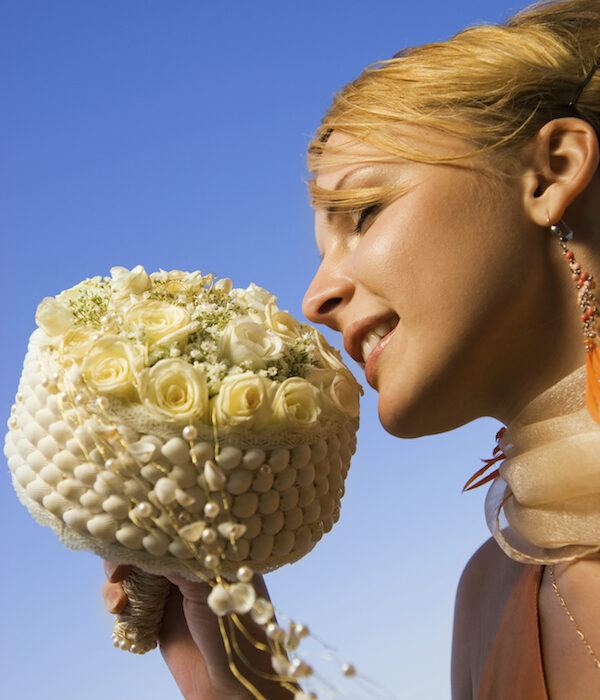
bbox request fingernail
[106,590,123,614]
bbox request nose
[302,260,354,332]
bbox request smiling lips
[361,319,398,364]
[344,314,399,377]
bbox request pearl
[294,623,310,638]
[74,394,85,405]
[92,333,102,342]
[100,315,112,325]
[204,553,219,569]
[16,392,23,402]
[182,425,198,441]
[59,391,69,402]
[8,416,18,429]
[201,527,217,544]
[41,377,49,387]
[204,501,220,519]
[135,501,153,518]
[236,565,254,583]
[290,658,313,678]
[52,372,60,383]
[105,458,120,472]
[118,639,129,651]
[129,644,139,654]
[96,396,110,411]
[266,623,284,641]
[341,663,356,677]
[10,404,16,415]
[260,465,272,474]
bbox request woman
[104,0,600,697]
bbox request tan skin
[105,118,600,698]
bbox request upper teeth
[361,321,397,363]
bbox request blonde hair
[308,0,600,211]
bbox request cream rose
[271,377,322,429]
[110,265,152,296]
[60,328,98,362]
[211,372,273,429]
[307,367,360,418]
[313,329,347,371]
[264,303,301,341]
[82,336,143,397]
[124,300,194,345]
[139,358,208,422]
[35,297,74,336]
[235,283,276,314]
[221,317,284,369]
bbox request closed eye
[353,205,380,234]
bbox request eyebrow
[324,166,379,222]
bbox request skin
[104,117,600,698]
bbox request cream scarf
[486,366,600,563]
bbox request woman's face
[303,130,554,437]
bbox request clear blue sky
[1,1,522,698]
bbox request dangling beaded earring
[550,219,600,424]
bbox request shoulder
[451,538,524,700]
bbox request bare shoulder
[451,538,524,700]
[539,556,600,700]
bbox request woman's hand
[102,562,295,700]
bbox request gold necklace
[549,564,600,670]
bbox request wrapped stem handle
[112,568,172,654]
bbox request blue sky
[2,1,523,697]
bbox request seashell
[311,521,324,543]
[87,514,118,542]
[34,407,55,431]
[53,449,79,474]
[310,439,327,463]
[268,448,289,473]
[242,448,265,470]
[65,438,85,458]
[161,437,190,465]
[170,463,196,489]
[178,486,206,513]
[250,534,274,561]
[295,462,315,488]
[89,448,105,466]
[262,511,284,535]
[290,444,311,469]
[168,538,195,559]
[143,531,170,556]
[280,488,299,512]
[154,513,177,536]
[284,507,303,531]
[73,424,98,451]
[178,520,206,542]
[274,467,296,492]
[93,471,124,495]
[140,464,164,484]
[319,494,334,518]
[226,468,252,495]
[14,464,37,487]
[252,469,274,493]
[25,395,43,415]
[314,476,329,497]
[241,514,262,539]
[175,488,195,508]
[154,477,177,505]
[115,524,146,550]
[314,458,330,478]
[123,478,146,502]
[190,441,213,465]
[45,395,62,417]
[216,446,242,471]
[322,516,335,533]
[80,490,105,512]
[23,422,45,446]
[128,439,158,464]
[231,492,258,518]
[229,582,256,614]
[293,525,311,553]
[48,420,72,446]
[62,507,91,534]
[57,478,87,502]
[7,453,22,473]
[302,500,321,524]
[225,538,250,562]
[328,471,343,492]
[298,484,316,508]
[26,450,47,472]
[273,530,294,556]
[117,425,139,443]
[42,492,71,518]
[74,462,99,486]
[102,495,130,519]
[258,490,280,515]
[217,521,247,540]
[201,459,225,491]
[327,434,341,454]
[16,437,35,459]
[207,584,234,616]
[25,478,52,503]
[251,597,274,625]
[271,656,292,676]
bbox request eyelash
[352,205,380,234]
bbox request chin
[377,393,472,439]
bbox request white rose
[82,336,143,397]
[307,367,361,418]
[235,283,277,314]
[264,303,301,341]
[110,265,153,296]
[60,328,98,361]
[211,372,273,429]
[221,317,284,369]
[35,297,74,336]
[124,300,193,345]
[313,329,347,371]
[139,358,208,422]
[271,377,322,429]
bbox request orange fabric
[586,343,600,424]
[477,565,548,700]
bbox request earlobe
[524,118,599,226]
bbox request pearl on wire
[236,565,254,583]
[182,425,198,441]
[134,502,153,518]
[204,553,219,569]
[341,663,356,677]
[204,501,220,519]
[201,528,217,544]
[96,396,110,411]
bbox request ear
[522,117,599,226]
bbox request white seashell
[250,534,274,561]
[293,525,311,553]
[322,515,334,533]
[262,511,284,535]
[225,537,250,562]
[280,488,299,511]
[327,434,341,454]
[178,486,206,513]
[26,450,47,472]
[207,584,234,616]
[290,444,311,469]
[252,469,274,493]
[34,407,55,431]
[154,513,177,536]
[217,521,247,540]
[128,439,158,464]
[80,490,105,512]
[314,458,330,478]
[123,478,146,501]
[168,538,195,559]
[319,494,334,518]
[203,460,226,491]
[258,490,280,515]
[45,395,62,417]
[328,471,343,491]
[93,471,124,495]
[250,597,274,625]
[23,422,45,446]
[117,425,139,443]
[140,464,163,484]
[115,524,145,550]
[53,449,78,474]
[16,438,35,460]
[14,464,37,487]
[190,441,213,465]
[48,421,72,446]
[87,514,118,542]
[271,656,291,677]
[298,484,316,508]
[7,453,23,473]
[25,395,43,415]
[268,448,289,473]
[62,507,91,533]
[178,520,206,542]
[57,478,87,502]
[241,514,262,539]
[310,439,327,463]
[231,492,258,518]
[64,438,85,458]
[229,583,256,614]
[102,495,130,519]
[216,446,243,471]
[154,477,177,504]
[242,448,265,470]
[284,507,303,530]
[161,437,190,465]
[73,424,97,451]
[89,448,105,466]
[226,468,252,495]
[295,462,315,488]
[274,467,297,492]
[74,463,99,486]
[273,530,294,556]
[143,531,170,556]
[170,463,197,488]
[42,492,71,518]
[302,500,321,524]
[314,476,329,497]
[26,478,53,503]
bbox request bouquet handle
[112,568,172,654]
